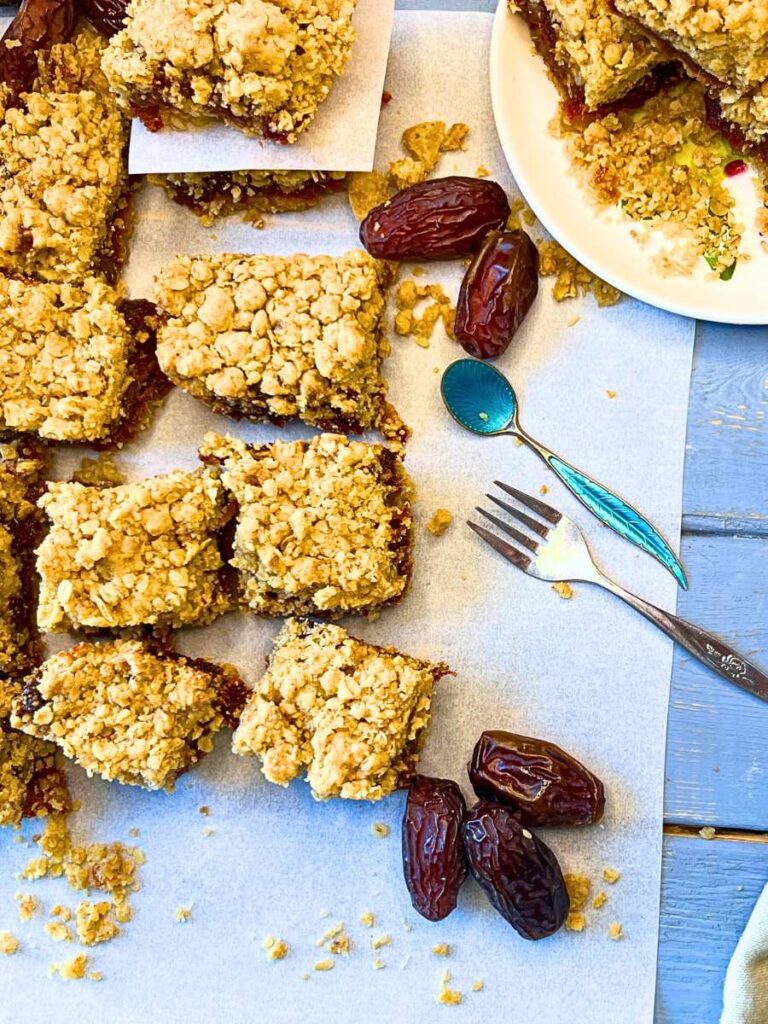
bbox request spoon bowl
[441,358,518,435]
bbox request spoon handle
[522,438,688,589]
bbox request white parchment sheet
[127,0,394,174]
[0,13,696,1024]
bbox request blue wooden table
[408,2,768,1018]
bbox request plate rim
[488,0,768,326]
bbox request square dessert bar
[102,0,357,140]
[0,277,166,445]
[36,467,233,633]
[151,170,347,223]
[12,639,248,791]
[613,0,768,94]
[511,0,672,112]
[232,618,448,800]
[199,432,413,617]
[155,251,405,439]
[0,83,128,283]
[0,439,46,683]
[705,84,768,158]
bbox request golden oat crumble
[34,25,115,99]
[155,251,406,440]
[45,920,73,942]
[372,957,385,969]
[174,906,193,923]
[318,922,351,956]
[200,432,413,617]
[472,980,484,992]
[371,933,391,951]
[0,277,135,443]
[593,891,608,909]
[393,278,456,348]
[102,0,357,140]
[511,0,667,109]
[603,867,621,884]
[72,454,126,488]
[565,873,591,911]
[36,467,232,632]
[438,970,463,1006]
[557,81,743,278]
[565,912,586,932]
[538,241,622,305]
[614,0,768,94]
[608,921,624,940]
[50,905,72,922]
[49,952,91,979]
[0,78,128,283]
[0,931,20,955]
[432,943,450,957]
[348,120,470,220]
[12,639,243,790]
[263,935,289,960]
[16,893,38,922]
[359,911,375,928]
[552,581,575,600]
[371,821,390,838]
[0,729,68,830]
[314,958,335,971]
[152,170,347,225]
[232,618,445,800]
[426,508,452,537]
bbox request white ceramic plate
[489,0,768,324]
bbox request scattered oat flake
[539,485,549,496]
[371,933,392,951]
[45,921,73,943]
[476,165,490,177]
[88,971,103,982]
[174,906,192,923]
[262,936,289,961]
[128,828,140,838]
[426,508,452,536]
[432,943,450,957]
[606,390,618,399]
[472,980,485,992]
[372,958,386,970]
[603,867,621,884]
[50,905,72,921]
[699,826,716,840]
[609,922,624,941]
[0,932,20,955]
[76,901,120,946]
[49,953,90,980]
[314,959,335,972]
[593,891,608,910]
[566,912,586,932]
[564,874,591,912]
[438,970,463,1006]
[567,315,581,327]
[359,912,375,928]
[16,893,38,922]
[552,581,574,600]
[371,822,390,839]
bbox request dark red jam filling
[705,94,768,162]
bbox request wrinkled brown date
[78,0,128,36]
[402,775,468,922]
[359,176,510,261]
[462,801,569,940]
[454,229,539,359]
[469,731,606,827]
[0,0,76,98]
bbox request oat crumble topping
[538,240,622,305]
[36,467,232,632]
[155,251,405,439]
[103,0,357,140]
[201,432,413,617]
[232,619,445,800]
[12,639,243,790]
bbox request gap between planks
[664,823,768,844]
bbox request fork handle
[602,579,768,702]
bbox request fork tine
[476,506,540,551]
[494,481,562,524]
[486,493,549,538]
[467,520,532,572]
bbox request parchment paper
[0,13,695,1024]
[127,0,394,174]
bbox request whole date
[0,0,75,98]
[402,775,468,921]
[454,228,539,359]
[359,176,510,261]
[469,730,606,827]
[462,801,569,940]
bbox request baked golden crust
[614,0,768,93]
[0,277,135,443]
[0,726,69,828]
[12,639,245,790]
[36,468,233,633]
[200,432,413,617]
[155,251,405,438]
[511,0,668,109]
[232,618,446,800]
[102,0,357,140]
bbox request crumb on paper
[606,390,618,399]
[50,905,72,921]
[128,828,140,838]
[426,508,452,537]
[564,873,591,912]
[174,906,192,924]
[609,922,624,941]
[48,953,91,980]
[476,165,490,177]
[538,240,622,306]
[403,920,413,933]
[263,936,289,961]
[593,891,608,910]
[0,931,20,955]
[371,822,390,839]
[552,581,575,600]
[372,957,386,969]
[438,970,463,1006]
[699,826,716,840]
[16,893,38,922]
[318,921,351,956]
[359,912,375,928]
[76,901,120,945]
[432,943,450,957]
[472,979,484,992]
[72,453,125,487]
[566,912,586,932]
[603,867,622,884]
[199,806,210,816]
[88,970,103,982]
[567,315,581,328]
[45,921,73,943]
[394,278,455,348]
[348,171,391,220]
[371,933,392,951]
[539,485,549,496]
[314,959,335,972]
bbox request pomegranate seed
[724,159,748,178]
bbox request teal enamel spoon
[441,358,688,589]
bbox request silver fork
[469,481,768,703]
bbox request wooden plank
[657,834,768,1023]
[665,532,768,830]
